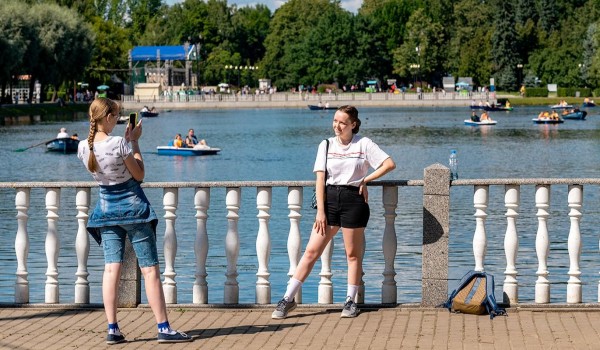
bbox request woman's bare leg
[293,225,340,282]
[342,227,365,286]
[141,265,168,324]
[103,263,122,324]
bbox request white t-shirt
[313,135,390,186]
[57,132,69,138]
[77,136,133,185]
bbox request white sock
[346,284,359,302]
[284,278,303,301]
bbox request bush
[524,87,548,97]
[557,87,592,97]
[594,88,600,97]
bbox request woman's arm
[359,158,396,200]
[124,140,145,181]
[123,122,145,181]
[364,157,396,184]
[313,170,327,235]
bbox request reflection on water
[0,106,599,304]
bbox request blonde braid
[86,97,118,173]
[87,120,98,172]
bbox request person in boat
[173,134,183,148]
[538,111,550,119]
[584,97,589,103]
[57,127,69,139]
[271,105,396,320]
[185,128,207,148]
[480,111,492,122]
[505,100,511,108]
[76,98,192,345]
[141,106,149,113]
[71,133,79,141]
[150,107,157,113]
[317,101,323,108]
[325,101,330,108]
[470,111,480,122]
[550,110,560,120]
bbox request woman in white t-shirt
[272,105,396,319]
[77,98,191,345]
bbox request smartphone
[129,112,137,129]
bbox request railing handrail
[4,177,599,189]
[0,179,424,189]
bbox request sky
[165,0,363,13]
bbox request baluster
[15,188,30,304]
[473,185,488,271]
[503,185,520,305]
[318,240,334,304]
[74,188,91,304]
[382,186,398,304]
[193,187,209,304]
[256,187,272,304]
[224,187,240,304]
[162,187,178,304]
[535,185,551,303]
[287,187,303,303]
[567,185,583,303]
[45,188,60,303]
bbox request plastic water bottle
[449,150,458,180]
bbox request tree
[261,0,351,89]
[539,0,559,33]
[356,0,424,85]
[28,3,94,100]
[0,1,30,92]
[491,0,519,90]
[392,9,445,87]
[447,0,493,86]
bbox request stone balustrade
[3,167,600,308]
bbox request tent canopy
[131,46,194,61]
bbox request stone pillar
[118,240,140,307]
[422,163,450,307]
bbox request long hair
[86,98,119,172]
[337,105,361,134]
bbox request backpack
[443,270,507,319]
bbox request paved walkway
[2,305,600,349]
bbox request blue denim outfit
[87,178,159,265]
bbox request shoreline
[0,93,591,116]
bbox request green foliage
[525,87,549,97]
[447,0,493,86]
[491,0,518,90]
[7,0,600,95]
[557,87,592,97]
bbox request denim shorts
[100,222,159,267]
[326,185,370,228]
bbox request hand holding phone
[129,112,138,129]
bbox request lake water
[0,105,599,305]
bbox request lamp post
[578,63,583,87]
[415,46,421,90]
[409,64,420,90]
[517,64,523,88]
[196,35,202,88]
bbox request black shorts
[326,185,370,228]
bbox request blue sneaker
[157,330,193,343]
[106,333,126,345]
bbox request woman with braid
[77,98,192,345]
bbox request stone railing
[2,165,600,308]
[121,91,493,107]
